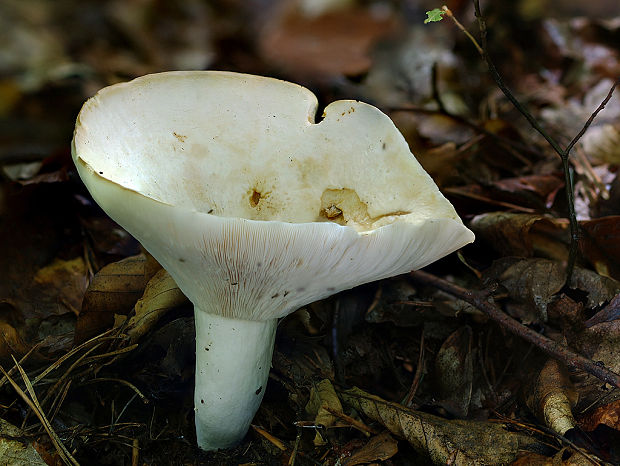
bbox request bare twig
[442,1,620,285]
[441,6,482,54]
[323,406,378,435]
[565,79,620,155]
[409,270,620,389]
[472,0,582,282]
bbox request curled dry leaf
[74,253,161,343]
[340,387,540,465]
[305,379,343,445]
[0,321,30,362]
[524,359,578,435]
[363,25,464,109]
[126,268,188,343]
[435,326,474,417]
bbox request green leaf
[424,8,446,24]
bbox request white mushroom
[72,71,474,451]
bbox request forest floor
[1,0,619,464]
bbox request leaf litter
[1,0,620,464]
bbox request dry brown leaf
[416,115,475,146]
[510,449,593,466]
[2,254,89,321]
[0,321,30,361]
[32,257,88,316]
[487,258,619,322]
[272,310,334,386]
[581,216,620,280]
[568,315,620,412]
[0,418,46,465]
[585,292,620,327]
[435,326,473,417]
[578,320,620,375]
[340,387,540,465]
[126,268,188,343]
[74,253,161,343]
[579,399,620,431]
[491,175,564,209]
[471,212,568,260]
[341,431,398,466]
[260,9,396,78]
[305,378,343,445]
[524,359,578,435]
[416,142,462,183]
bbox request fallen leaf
[524,359,578,435]
[471,212,568,260]
[74,253,161,343]
[510,449,593,465]
[363,25,464,108]
[17,167,69,185]
[579,399,620,431]
[0,321,31,361]
[305,379,343,445]
[260,9,396,79]
[341,431,398,466]
[584,292,620,327]
[32,257,88,316]
[435,326,473,417]
[580,216,620,280]
[487,258,619,322]
[340,386,541,465]
[491,175,564,209]
[79,215,140,257]
[0,418,47,465]
[126,268,188,343]
[541,78,620,160]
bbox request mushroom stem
[193,310,277,450]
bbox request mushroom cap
[73,71,474,320]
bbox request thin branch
[565,77,620,155]
[441,6,483,55]
[409,270,620,389]
[464,1,620,285]
[472,1,566,156]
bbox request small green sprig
[424,8,446,23]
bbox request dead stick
[409,270,620,388]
